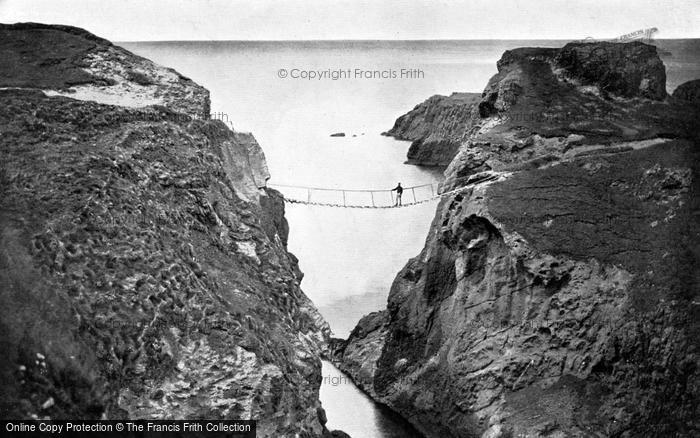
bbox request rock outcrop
[672,79,700,105]
[553,41,667,100]
[329,311,389,399]
[383,93,481,166]
[336,41,700,437]
[0,23,210,118]
[0,24,342,437]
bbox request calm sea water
[123,39,700,437]
[320,360,422,437]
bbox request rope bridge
[268,173,499,209]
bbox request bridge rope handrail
[269,182,436,193]
[268,172,499,209]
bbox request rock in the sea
[339,41,700,438]
[323,431,352,438]
[0,24,335,437]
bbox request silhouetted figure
[391,183,403,206]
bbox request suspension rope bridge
[268,172,500,209]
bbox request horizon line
[116,37,700,44]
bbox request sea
[122,39,700,437]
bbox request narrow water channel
[320,361,423,438]
[122,40,507,437]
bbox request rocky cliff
[334,41,700,437]
[0,23,343,437]
[383,92,481,166]
[672,79,700,105]
[0,23,210,118]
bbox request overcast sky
[1,0,698,41]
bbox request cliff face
[383,93,481,166]
[0,24,337,437]
[335,42,700,437]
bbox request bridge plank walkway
[268,173,499,208]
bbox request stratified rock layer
[0,24,340,438]
[337,41,700,437]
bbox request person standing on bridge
[391,183,403,206]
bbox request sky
[0,0,698,41]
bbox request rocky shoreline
[335,41,700,437]
[0,23,347,437]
